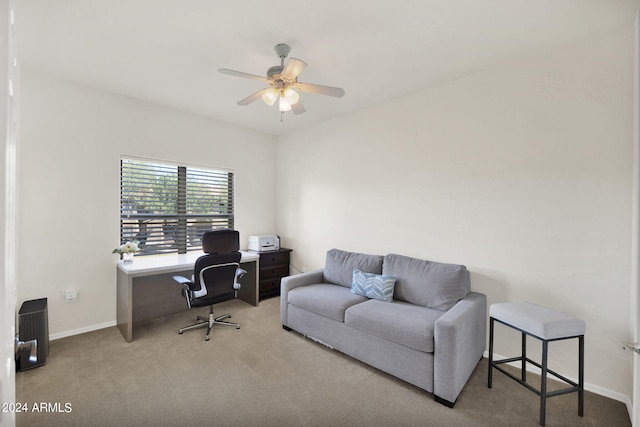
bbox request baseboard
[49,321,116,341]
[483,351,633,420]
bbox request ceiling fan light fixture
[283,87,300,105]
[279,97,292,112]
[262,88,278,106]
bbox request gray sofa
[280,249,486,406]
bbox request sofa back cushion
[323,249,384,288]
[382,253,470,310]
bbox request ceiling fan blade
[237,88,269,106]
[291,100,306,115]
[295,82,345,97]
[219,68,268,83]
[281,58,307,80]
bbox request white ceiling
[16,0,640,136]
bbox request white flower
[113,241,140,254]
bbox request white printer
[248,235,280,252]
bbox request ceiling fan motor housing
[269,43,291,87]
[267,65,284,79]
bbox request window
[119,158,234,256]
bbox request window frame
[119,156,234,256]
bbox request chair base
[179,306,240,341]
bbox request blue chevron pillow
[351,269,397,303]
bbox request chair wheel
[236,325,240,329]
[205,336,210,341]
[179,331,183,334]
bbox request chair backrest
[202,228,240,254]
[191,229,241,304]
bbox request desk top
[117,250,259,276]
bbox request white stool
[488,302,585,426]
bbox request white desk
[116,251,259,342]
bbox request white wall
[17,70,276,336]
[632,9,640,424]
[277,27,634,398]
[1,1,16,426]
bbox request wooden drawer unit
[255,248,292,300]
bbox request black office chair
[172,229,246,341]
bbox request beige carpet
[16,297,630,427]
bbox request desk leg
[237,259,259,307]
[116,268,133,342]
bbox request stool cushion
[490,302,585,340]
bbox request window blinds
[119,158,234,255]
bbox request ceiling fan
[219,43,345,117]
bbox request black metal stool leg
[522,332,527,382]
[578,336,584,417]
[540,340,548,426]
[488,317,494,388]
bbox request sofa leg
[282,325,292,331]
[434,395,456,408]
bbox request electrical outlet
[63,287,79,303]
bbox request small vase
[122,252,134,263]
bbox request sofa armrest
[280,269,325,327]
[433,292,487,406]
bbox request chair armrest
[172,275,196,308]
[172,275,192,285]
[433,292,487,405]
[280,269,324,327]
[172,275,196,290]
[234,268,246,290]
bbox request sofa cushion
[323,249,384,288]
[288,283,367,322]
[345,299,444,352]
[351,269,396,303]
[382,253,470,311]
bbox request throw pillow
[351,269,397,303]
